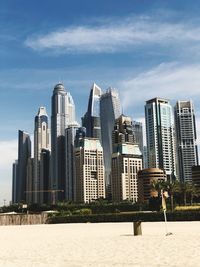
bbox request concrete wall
[0,213,48,226]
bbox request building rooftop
[146,97,169,105]
[53,83,66,94]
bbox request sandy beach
[0,222,199,267]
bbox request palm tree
[180,182,192,206]
[163,180,180,211]
[150,180,166,211]
[186,183,200,205]
[151,180,165,198]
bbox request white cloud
[24,17,200,54]
[120,63,200,110]
[0,139,18,170]
[194,116,200,147]
[119,62,200,149]
[0,139,18,205]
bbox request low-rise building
[138,168,167,202]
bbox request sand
[0,222,199,267]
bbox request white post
[162,190,172,236]
[163,209,168,235]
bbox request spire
[37,107,47,116]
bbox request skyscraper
[40,149,50,204]
[34,107,50,204]
[12,160,18,204]
[65,122,80,201]
[100,87,121,187]
[26,157,34,204]
[82,83,102,140]
[132,121,143,154]
[174,100,198,182]
[15,130,31,203]
[143,146,148,169]
[75,138,105,203]
[51,83,75,201]
[111,115,143,202]
[145,98,176,180]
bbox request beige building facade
[75,138,105,203]
[112,145,142,202]
[111,115,143,203]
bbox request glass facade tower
[51,83,75,201]
[16,130,31,203]
[100,88,121,186]
[174,100,198,182]
[82,83,102,140]
[145,98,176,180]
[65,122,80,201]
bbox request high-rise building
[15,130,31,203]
[82,83,102,140]
[12,160,18,204]
[40,149,50,204]
[145,98,176,180]
[34,107,50,204]
[174,101,198,182]
[111,115,143,202]
[74,127,86,148]
[100,87,121,187]
[26,158,34,204]
[143,146,148,169]
[75,138,105,203]
[192,166,200,191]
[132,121,143,154]
[51,83,75,201]
[65,122,80,201]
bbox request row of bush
[54,202,149,214]
[47,210,200,224]
[1,201,150,213]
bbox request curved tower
[82,83,102,140]
[51,83,75,201]
[100,87,121,187]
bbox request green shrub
[79,208,92,215]
[72,209,81,215]
[47,210,200,224]
[175,205,200,211]
[72,208,92,215]
[115,208,120,213]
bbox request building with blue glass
[100,88,121,187]
[82,83,102,140]
[51,83,75,201]
[145,98,176,180]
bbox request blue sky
[1,0,200,205]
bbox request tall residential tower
[111,115,142,202]
[100,87,121,186]
[15,130,31,203]
[51,83,75,201]
[75,138,105,203]
[174,100,198,182]
[145,98,176,180]
[65,122,80,201]
[34,107,50,204]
